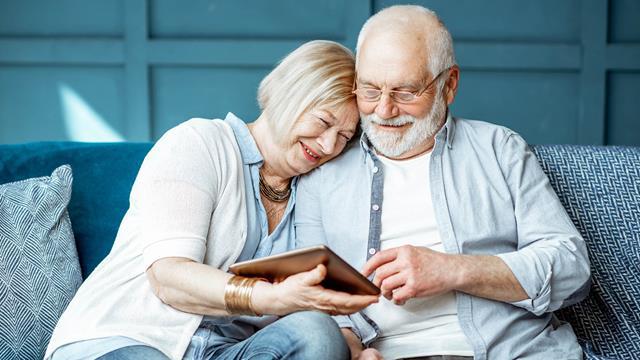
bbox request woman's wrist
[224,276,262,316]
[249,280,280,315]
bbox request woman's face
[283,100,359,176]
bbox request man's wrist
[450,253,474,292]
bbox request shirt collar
[224,112,263,165]
[442,110,456,149]
[358,110,456,160]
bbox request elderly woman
[45,40,377,360]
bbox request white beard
[360,95,447,158]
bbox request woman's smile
[300,141,321,163]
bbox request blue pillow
[0,165,82,359]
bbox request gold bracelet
[224,276,260,316]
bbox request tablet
[229,245,380,296]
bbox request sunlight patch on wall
[58,83,125,142]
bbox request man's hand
[361,245,529,305]
[361,245,460,305]
[357,349,384,360]
[341,329,384,360]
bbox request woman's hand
[252,264,379,316]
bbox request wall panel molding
[0,0,638,145]
[578,0,608,144]
[124,0,150,141]
[0,39,124,64]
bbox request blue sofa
[0,142,638,359]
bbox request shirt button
[373,166,379,174]
[369,248,376,255]
[372,204,380,211]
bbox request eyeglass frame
[352,67,452,104]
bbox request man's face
[355,33,447,159]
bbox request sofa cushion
[0,165,82,360]
[0,142,152,277]
[532,145,640,360]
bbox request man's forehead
[357,50,427,86]
[357,31,428,83]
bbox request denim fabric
[400,357,473,360]
[193,113,299,352]
[97,345,170,360]
[401,357,473,360]
[184,312,349,360]
[295,114,590,360]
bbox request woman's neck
[248,116,291,188]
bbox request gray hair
[258,40,355,144]
[356,5,456,84]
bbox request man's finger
[371,261,401,287]
[362,248,399,277]
[379,272,406,299]
[391,285,416,305]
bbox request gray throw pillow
[0,165,82,360]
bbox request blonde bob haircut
[257,40,356,144]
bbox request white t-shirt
[363,151,473,359]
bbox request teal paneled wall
[1,0,639,145]
[0,66,124,143]
[151,66,270,138]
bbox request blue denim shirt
[189,113,299,356]
[295,114,591,359]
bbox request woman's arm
[147,257,378,316]
[146,257,233,316]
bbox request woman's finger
[286,264,326,286]
[319,291,379,314]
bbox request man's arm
[363,132,590,314]
[362,246,527,305]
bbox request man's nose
[375,94,399,120]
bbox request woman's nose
[317,131,338,155]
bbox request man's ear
[444,65,460,105]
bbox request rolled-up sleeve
[128,121,218,269]
[496,132,591,316]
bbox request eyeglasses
[352,67,451,104]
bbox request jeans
[98,311,349,360]
[200,311,349,360]
[97,345,169,360]
[399,357,473,360]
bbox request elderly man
[295,5,591,360]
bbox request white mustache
[361,114,416,127]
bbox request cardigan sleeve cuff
[142,236,206,270]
